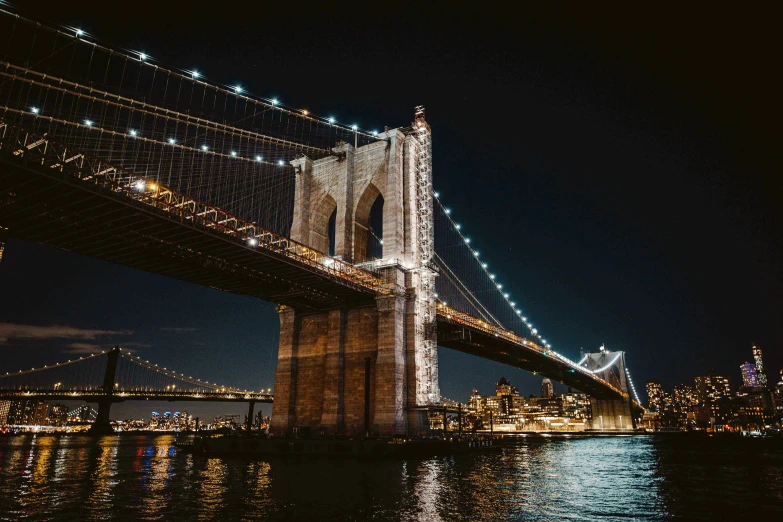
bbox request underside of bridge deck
[0,156,378,312]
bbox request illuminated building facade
[740,362,760,388]
[695,371,731,402]
[0,400,10,425]
[464,377,590,432]
[541,378,554,399]
[646,380,664,411]
[6,399,48,425]
[752,345,767,388]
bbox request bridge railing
[0,120,394,297]
[0,389,273,401]
[436,303,630,401]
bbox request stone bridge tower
[583,347,636,431]
[270,107,439,436]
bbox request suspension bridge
[0,346,272,432]
[0,9,643,436]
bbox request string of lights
[0,7,382,138]
[433,192,554,350]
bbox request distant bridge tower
[271,107,439,436]
[88,346,120,434]
[583,346,636,431]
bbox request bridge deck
[437,305,628,401]
[0,390,273,403]
[0,127,383,312]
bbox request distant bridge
[0,346,272,432]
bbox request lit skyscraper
[541,378,553,399]
[646,380,664,411]
[694,370,731,402]
[740,362,760,388]
[752,345,767,388]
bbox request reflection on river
[1,434,781,521]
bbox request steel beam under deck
[0,157,379,312]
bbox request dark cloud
[0,323,133,344]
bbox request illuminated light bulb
[445,208,451,214]
[76,29,84,36]
[489,274,495,279]
[372,130,378,136]
[135,181,146,191]
[168,138,176,144]
[248,238,258,246]
[497,284,503,289]
[474,251,479,257]
[231,151,237,157]
[277,159,284,166]
[192,70,200,79]
[235,85,243,93]
[139,53,147,61]
[532,328,538,334]
[302,110,308,115]
[482,263,488,269]
[255,155,262,162]
[328,117,336,124]
[434,191,440,198]
[455,224,461,230]
[201,145,208,151]
[129,129,137,136]
[465,238,471,244]
[504,293,510,298]
[271,98,279,106]
[30,107,39,114]
[84,119,93,127]
[351,124,358,131]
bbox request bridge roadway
[0,122,631,404]
[0,389,274,403]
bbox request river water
[1,434,781,521]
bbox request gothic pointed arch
[353,183,384,262]
[311,194,337,255]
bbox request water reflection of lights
[412,460,445,522]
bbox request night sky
[1,2,780,419]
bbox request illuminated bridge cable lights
[432,192,555,349]
[3,8,379,138]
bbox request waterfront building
[740,362,760,388]
[496,377,517,397]
[6,399,48,425]
[695,370,731,402]
[646,380,664,411]
[468,389,483,413]
[752,345,767,388]
[48,404,69,426]
[561,392,591,420]
[541,378,554,399]
[673,384,697,412]
[0,400,10,425]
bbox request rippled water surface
[1,434,781,521]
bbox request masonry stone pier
[583,348,637,431]
[271,109,439,437]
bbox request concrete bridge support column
[374,288,407,436]
[590,399,634,432]
[270,307,299,433]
